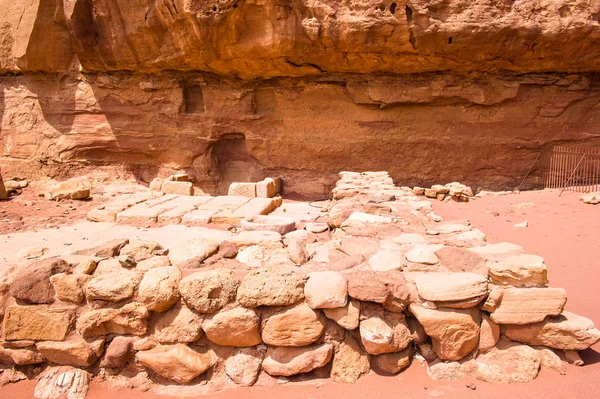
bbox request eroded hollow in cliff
[209,134,264,194]
[182,85,205,114]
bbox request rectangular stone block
[181,209,217,225]
[157,196,213,224]
[256,178,281,198]
[161,181,193,196]
[116,195,180,224]
[212,198,279,225]
[3,306,75,341]
[228,182,256,197]
[489,287,567,325]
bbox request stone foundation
[0,172,598,395]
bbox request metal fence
[543,145,600,193]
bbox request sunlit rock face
[1,1,600,197]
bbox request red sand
[2,188,599,399]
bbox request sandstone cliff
[1,1,600,196]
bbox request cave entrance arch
[209,133,264,195]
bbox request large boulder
[179,269,238,313]
[137,266,181,312]
[409,304,481,361]
[488,254,548,287]
[345,270,411,312]
[202,307,261,347]
[237,269,305,308]
[3,305,75,341]
[225,347,263,386]
[262,303,326,347]
[359,311,412,355]
[487,287,567,325]
[304,271,348,309]
[85,270,142,302]
[262,344,333,377]
[503,311,600,350]
[136,344,215,383]
[152,303,204,343]
[77,303,149,337]
[10,258,70,304]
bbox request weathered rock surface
[489,254,549,287]
[137,266,181,312]
[237,269,305,308]
[100,336,133,369]
[34,366,91,399]
[464,341,541,384]
[50,273,91,303]
[36,336,104,367]
[409,304,480,361]
[409,272,488,303]
[0,345,45,365]
[85,270,142,302]
[225,347,263,386]
[479,314,500,352]
[504,311,600,350]
[262,303,326,347]
[488,287,567,325]
[3,306,74,341]
[152,303,204,344]
[304,271,348,309]
[359,312,412,355]
[346,270,411,312]
[136,344,214,383]
[179,269,238,313]
[372,347,412,374]
[119,240,164,262]
[77,303,149,337]
[330,334,370,383]
[323,299,361,330]
[262,344,333,377]
[10,258,70,304]
[202,307,261,347]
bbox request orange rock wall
[1,1,600,197]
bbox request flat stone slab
[116,195,180,224]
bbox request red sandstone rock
[10,258,70,304]
[323,299,361,330]
[85,270,142,302]
[488,287,567,325]
[136,344,215,383]
[330,333,370,383]
[262,303,326,347]
[262,344,333,377]
[152,302,203,344]
[237,269,305,308]
[100,336,133,369]
[179,269,238,313]
[36,336,104,367]
[372,347,412,374]
[3,305,74,341]
[137,266,181,312]
[77,303,149,337]
[359,311,412,355]
[345,270,411,312]
[202,307,261,347]
[225,347,263,386]
[304,271,348,309]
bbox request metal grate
[542,145,600,193]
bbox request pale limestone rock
[409,272,488,303]
[409,304,481,361]
[136,344,215,383]
[237,269,305,308]
[137,266,181,312]
[503,311,600,350]
[120,240,165,262]
[262,344,333,376]
[153,303,203,343]
[179,269,238,313]
[323,299,361,330]
[262,303,326,347]
[488,254,548,287]
[359,312,412,355]
[426,360,464,380]
[162,181,193,195]
[304,271,348,309]
[34,366,91,399]
[136,256,171,271]
[405,247,439,265]
[468,242,525,262]
[85,270,142,302]
[225,347,263,386]
[368,249,405,272]
[168,238,219,266]
[465,341,541,384]
[73,259,97,275]
[202,307,261,347]
[228,182,256,197]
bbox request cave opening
[209,134,263,195]
[390,2,397,14]
[405,5,413,24]
[182,85,205,114]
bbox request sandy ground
[2,188,600,398]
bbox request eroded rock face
[262,303,326,347]
[225,347,263,386]
[237,269,305,308]
[262,344,333,377]
[179,269,238,313]
[137,266,181,312]
[202,307,261,347]
[10,258,70,304]
[136,344,215,383]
